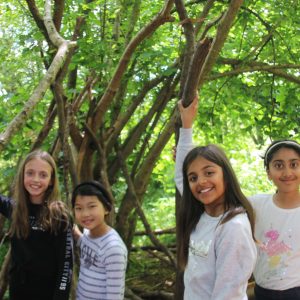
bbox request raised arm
[178,97,198,129]
[174,97,198,195]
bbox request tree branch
[175,0,195,96]
[117,150,177,269]
[0,1,76,152]
[25,0,51,45]
[53,0,65,31]
[92,0,175,131]
[208,62,300,84]
[181,36,212,107]
[198,0,243,88]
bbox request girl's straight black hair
[71,180,112,211]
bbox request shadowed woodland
[0,0,299,299]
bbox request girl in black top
[0,150,73,300]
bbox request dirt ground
[126,250,176,299]
[126,249,256,300]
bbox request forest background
[0,0,299,299]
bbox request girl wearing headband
[72,181,127,300]
[250,140,300,299]
[175,96,300,300]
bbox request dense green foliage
[0,0,299,296]
[1,0,298,196]
[0,0,298,245]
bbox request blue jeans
[255,284,300,300]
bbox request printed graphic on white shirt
[258,226,293,281]
[189,239,212,257]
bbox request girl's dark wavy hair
[177,145,255,270]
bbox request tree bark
[0,0,76,152]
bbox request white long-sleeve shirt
[175,128,257,300]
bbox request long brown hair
[10,150,69,238]
[177,145,255,270]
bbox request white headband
[264,140,300,165]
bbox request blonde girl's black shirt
[0,194,73,300]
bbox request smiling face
[268,147,300,194]
[24,158,53,204]
[74,195,109,237]
[187,156,226,216]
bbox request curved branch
[53,0,65,31]
[83,124,115,211]
[198,0,243,88]
[31,99,57,150]
[44,0,67,47]
[195,0,216,37]
[117,150,177,269]
[175,0,195,95]
[241,6,271,30]
[108,76,177,180]
[182,37,212,107]
[0,1,76,152]
[134,109,177,195]
[208,62,300,85]
[25,0,50,44]
[106,73,172,151]
[243,28,275,62]
[92,0,175,131]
